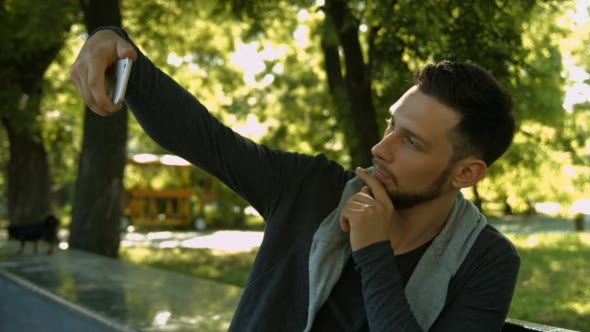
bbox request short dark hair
[414,60,516,166]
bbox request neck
[390,190,459,255]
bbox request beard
[387,162,454,210]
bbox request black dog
[7,215,59,255]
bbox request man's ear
[451,158,487,189]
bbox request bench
[503,318,578,332]
[0,241,241,331]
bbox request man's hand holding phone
[70,29,137,116]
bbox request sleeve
[352,241,423,332]
[352,240,520,332]
[95,27,317,221]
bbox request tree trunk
[322,0,380,168]
[69,0,127,257]
[471,185,483,213]
[321,30,357,166]
[0,33,65,227]
[574,213,585,232]
[2,115,51,225]
[503,199,513,215]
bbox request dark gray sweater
[105,27,520,332]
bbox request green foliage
[353,0,562,124]
[566,3,590,74]
[429,1,586,211]
[336,0,582,209]
[508,2,567,124]
[0,0,80,173]
[0,0,78,222]
[479,1,590,212]
[121,1,346,162]
[116,1,351,224]
[215,0,315,39]
[480,123,579,214]
[40,23,86,188]
[0,0,77,124]
[3,0,586,223]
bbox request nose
[371,131,397,163]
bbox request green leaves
[2,0,586,221]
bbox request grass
[119,247,258,287]
[119,217,590,331]
[505,233,590,331]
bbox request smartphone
[107,58,133,104]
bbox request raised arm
[69,27,315,220]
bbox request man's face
[371,86,460,210]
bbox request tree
[38,23,87,214]
[321,0,380,167]
[119,0,572,212]
[345,0,572,213]
[17,0,577,231]
[69,0,127,257]
[0,1,76,225]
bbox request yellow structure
[122,154,216,229]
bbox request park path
[0,227,264,253]
[3,214,588,253]
[115,215,589,252]
[119,229,264,252]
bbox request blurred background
[1,0,589,330]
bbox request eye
[386,117,394,128]
[404,136,417,148]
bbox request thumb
[117,41,137,61]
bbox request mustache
[372,158,398,186]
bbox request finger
[344,200,371,211]
[356,167,389,203]
[77,66,102,114]
[360,186,372,196]
[93,29,136,62]
[78,69,113,117]
[340,205,359,232]
[87,56,117,114]
[347,191,375,204]
[71,61,95,113]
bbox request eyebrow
[390,112,431,148]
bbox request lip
[374,165,390,183]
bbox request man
[71,27,520,331]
